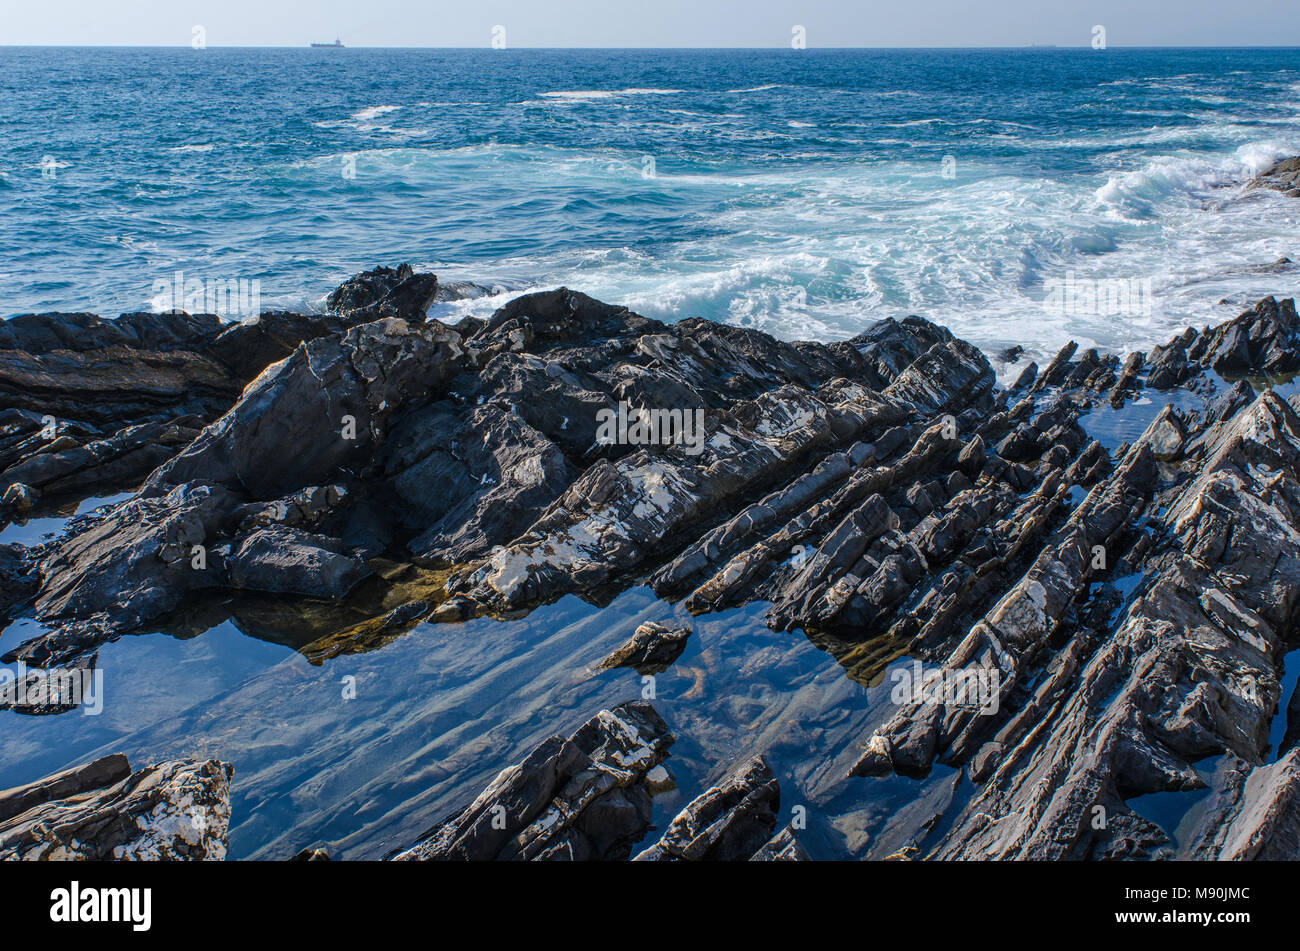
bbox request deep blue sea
[3,47,1300,371]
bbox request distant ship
[311,38,344,48]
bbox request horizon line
[4,43,1300,50]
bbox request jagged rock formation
[1140,296,1300,393]
[3,278,1002,666]
[912,385,1300,859]
[389,701,799,862]
[596,621,692,674]
[6,265,1300,861]
[833,305,1300,859]
[0,754,232,860]
[390,701,673,861]
[1184,750,1300,860]
[0,264,433,521]
[633,755,780,861]
[750,825,810,861]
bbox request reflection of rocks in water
[0,655,99,716]
[208,560,452,663]
[388,702,805,863]
[0,543,38,629]
[804,626,911,690]
[391,701,673,861]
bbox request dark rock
[1201,296,1300,378]
[11,266,1300,865]
[0,312,233,426]
[1032,341,1078,391]
[0,753,129,823]
[390,701,672,861]
[1184,751,1300,859]
[9,271,1009,664]
[34,482,242,628]
[148,317,466,498]
[919,389,1300,858]
[1010,361,1037,391]
[1108,351,1144,408]
[0,755,233,860]
[749,825,810,861]
[0,542,37,624]
[0,300,361,509]
[226,526,370,598]
[208,310,349,382]
[1145,338,1191,390]
[633,755,780,861]
[325,263,440,323]
[596,621,692,674]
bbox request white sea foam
[416,126,1300,384]
[539,88,683,101]
[1094,141,1294,214]
[28,63,1300,381]
[351,104,403,120]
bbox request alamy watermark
[890,660,1000,715]
[1042,272,1153,318]
[595,401,706,456]
[151,270,261,317]
[0,662,103,715]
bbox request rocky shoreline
[3,161,1300,860]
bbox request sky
[3,0,1300,48]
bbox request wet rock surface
[1183,750,1300,860]
[0,753,232,860]
[388,700,800,862]
[6,265,1300,860]
[390,700,673,861]
[633,754,781,861]
[1248,155,1300,198]
[0,265,432,527]
[596,621,692,674]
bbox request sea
[3,46,1300,372]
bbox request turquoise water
[4,47,1300,369]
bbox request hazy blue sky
[4,0,1300,47]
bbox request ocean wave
[538,87,683,101]
[10,47,1300,373]
[351,104,403,120]
[1093,140,1295,215]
